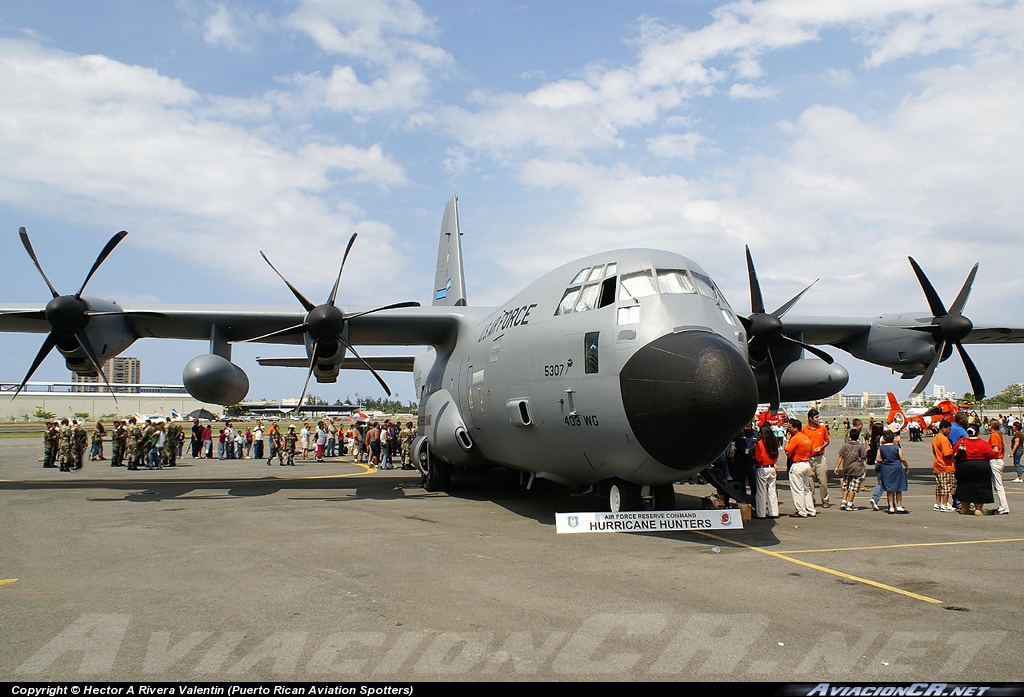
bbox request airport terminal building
[0,381,219,422]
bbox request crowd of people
[38,417,419,472]
[727,407,1019,520]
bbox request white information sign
[555,509,744,534]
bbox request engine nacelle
[755,358,849,403]
[420,388,474,466]
[183,354,249,405]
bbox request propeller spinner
[242,233,419,407]
[740,246,835,412]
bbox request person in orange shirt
[931,419,956,511]
[802,408,832,509]
[988,419,1009,514]
[785,418,816,518]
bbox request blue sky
[2,0,1023,405]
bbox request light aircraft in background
[135,412,169,423]
[885,392,966,433]
[755,405,789,428]
[3,195,1024,511]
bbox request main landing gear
[605,479,677,512]
[418,446,450,492]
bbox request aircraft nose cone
[620,330,758,470]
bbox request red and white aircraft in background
[885,392,964,432]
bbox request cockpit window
[656,269,697,295]
[570,268,590,285]
[689,270,719,300]
[556,264,618,316]
[557,286,581,315]
[619,270,657,301]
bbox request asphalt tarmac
[1,434,1023,684]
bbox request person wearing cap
[955,425,997,515]
[802,408,832,509]
[283,426,298,466]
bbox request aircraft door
[466,363,483,429]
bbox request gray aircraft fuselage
[413,248,758,490]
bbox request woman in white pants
[989,420,1010,514]
[753,424,780,518]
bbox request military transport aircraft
[3,195,1024,511]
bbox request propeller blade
[954,342,985,400]
[76,230,128,297]
[75,331,118,403]
[345,300,421,321]
[295,339,320,411]
[908,257,947,317]
[745,246,766,315]
[260,251,315,312]
[85,310,168,318]
[765,347,781,413]
[771,279,819,318]
[780,335,835,364]
[233,322,309,344]
[908,340,946,400]
[0,309,47,320]
[13,332,58,399]
[338,335,392,396]
[948,263,979,316]
[19,227,60,298]
[327,233,358,307]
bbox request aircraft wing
[780,316,1024,346]
[257,356,417,371]
[0,303,467,347]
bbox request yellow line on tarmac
[782,537,1024,555]
[0,578,18,587]
[695,531,944,604]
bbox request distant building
[71,357,141,393]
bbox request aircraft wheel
[608,479,642,512]
[652,484,677,511]
[421,449,451,492]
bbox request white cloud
[728,82,778,99]
[646,132,706,159]
[0,38,409,289]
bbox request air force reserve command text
[9,686,414,697]
[555,510,743,534]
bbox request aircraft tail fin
[885,392,906,431]
[432,194,467,307]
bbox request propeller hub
[305,304,345,340]
[748,313,783,345]
[45,295,89,334]
[936,314,973,342]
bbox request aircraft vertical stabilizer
[432,194,467,307]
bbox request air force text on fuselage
[477,303,537,342]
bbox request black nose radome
[620,330,758,470]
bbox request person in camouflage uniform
[72,420,88,470]
[126,417,142,470]
[163,418,179,467]
[283,426,298,466]
[111,420,127,467]
[266,424,284,466]
[56,419,72,471]
[41,421,57,468]
[399,422,415,469]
